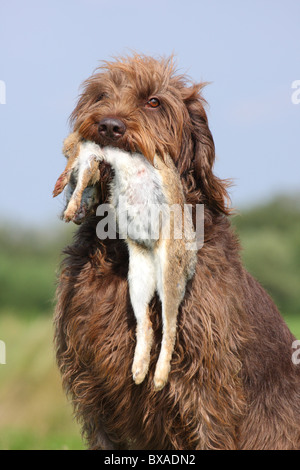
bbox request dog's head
[70,54,230,214]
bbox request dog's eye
[96,93,105,102]
[145,97,160,108]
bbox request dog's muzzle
[98,117,126,142]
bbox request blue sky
[0,0,299,226]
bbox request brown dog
[54,54,300,450]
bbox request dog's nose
[98,118,126,140]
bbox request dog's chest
[103,148,166,246]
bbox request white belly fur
[102,146,166,248]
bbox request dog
[54,54,300,450]
[53,132,197,390]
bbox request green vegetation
[0,314,84,450]
[232,195,300,321]
[0,195,299,449]
[0,223,75,318]
[0,223,82,449]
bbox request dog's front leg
[127,242,156,385]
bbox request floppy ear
[183,84,231,216]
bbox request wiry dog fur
[54,54,300,450]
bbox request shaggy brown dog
[54,54,300,450]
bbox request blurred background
[0,0,299,449]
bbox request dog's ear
[182,84,231,215]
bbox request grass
[0,310,299,450]
[0,313,84,450]
[285,315,300,341]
